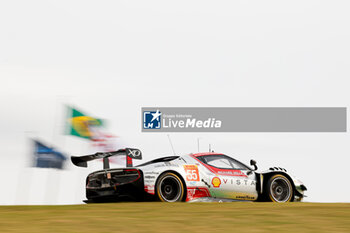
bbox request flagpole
[47,96,71,205]
[15,133,36,205]
[73,141,87,204]
[54,96,72,205]
[48,96,60,205]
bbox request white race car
[71,148,307,203]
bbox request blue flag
[33,140,67,169]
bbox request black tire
[156,172,185,202]
[266,174,293,202]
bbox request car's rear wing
[71,148,142,169]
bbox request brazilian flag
[66,106,103,139]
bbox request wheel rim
[270,177,292,202]
[159,175,182,202]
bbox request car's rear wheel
[156,172,184,202]
[266,174,293,202]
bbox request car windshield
[197,154,250,170]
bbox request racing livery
[71,148,307,203]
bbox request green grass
[0,203,349,232]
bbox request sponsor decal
[143,110,161,129]
[184,165,200,181]
[211,177,221,188]
[189,181,197,186]
[145,171,160,175]
[236,195,255,200]
[144,172,157,185]
[217,170,247,177]
[126,148,142,159]
[222,178,256,186]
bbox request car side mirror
[250,159,258,171]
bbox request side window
[228,159,247,170]
[207,158,233,169]
[199,155,249,170]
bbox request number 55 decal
[184,165,200,181]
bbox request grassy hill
[0,203,349,232]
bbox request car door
[198,154,258,201]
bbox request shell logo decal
[211,177,221,188]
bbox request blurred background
[1,0,350,204]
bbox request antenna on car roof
[209,144,214,152]
[167,134,176,156]
[197,137,201,152]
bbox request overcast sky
[1,1,350,204]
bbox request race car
[71,148,307,203]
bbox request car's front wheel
[156,172,185,202]
[266,174,293,202]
